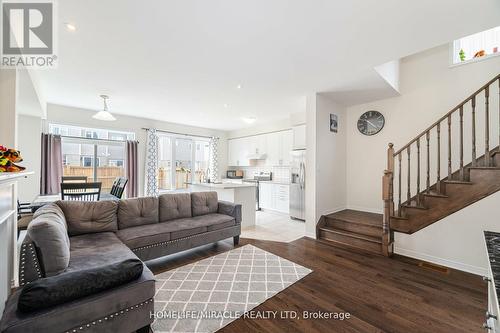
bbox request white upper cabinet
[292,124,306,150]
[227,129,294,167]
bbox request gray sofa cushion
[117,197,159,229]
[0,267,154,333]
[116,224,171,249]
[159,193,192,222]
[56,200,118,236]
[18,259,144,313]
[66,232,137,273]
[218,201,242,224]
[31,203,70,247]
[117,213,236,249]
[27,215,70,277]
[191,191,218,216]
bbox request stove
[242,171,272,210]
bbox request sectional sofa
[0,191,242,333]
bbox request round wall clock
[357,111,385,136]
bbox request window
[452,26,500,64]
[157,134,211,191]
[49,124,134,193]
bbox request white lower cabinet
[259,183,289,214]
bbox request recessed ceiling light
[65,23,77,31]
[236,84,242,89]
[223,103,229,108]
[242,117,257,124]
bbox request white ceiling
[35,0,500,131]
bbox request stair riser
[325,218,382,237]
[492,153,500,167]
[468,168,500,183]
[319,229,382,254]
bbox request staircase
[317,74,500,256]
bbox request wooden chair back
[61,182,102,201]
[61,176,88,183]
[110,177,128,199]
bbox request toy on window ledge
[0,146,26,172]
[473,50,486,58]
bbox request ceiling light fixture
[242,117,257,124]
[65,23,77,31]
[236,84,242,89]
[92,95,116,121]
[223,103,229,108]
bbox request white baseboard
[305,231,317,239]
[394,246,487,276]
[346,205,383,214]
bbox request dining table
[29,193,119,212]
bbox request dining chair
[110,177,128,199]
[61,176,88,183]
[17,200,34,233]
[61,182,102,201]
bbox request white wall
[45,104,228,197]
[305,93,347,237]
[17,115,42,202]
[344,44,500,274]
[0,69,18,147]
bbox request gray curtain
[40,133,63,195]
[144,129,159,196]
[125,140,138,198]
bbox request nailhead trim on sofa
[65,298,154,333]
[131,232,208,252]
[20,242,42,286]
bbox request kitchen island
[188,182,256,227]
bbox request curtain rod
[60,135,138,144]
[141,127,217,140]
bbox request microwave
[226,170,244,179]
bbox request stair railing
[382,74,500,255]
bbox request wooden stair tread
[319,226,382,243]
[443,180,473,185]
[402,203,427,210]
[422,191,448,198]
[467,166,500,170]
[324,209,382,227]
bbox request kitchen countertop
[258,180,290,185]
[484,231,500,312]
[188,182,256,189]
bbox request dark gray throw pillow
[18,259,143,313]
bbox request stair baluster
[485,86,490,167]
[447,115,452,180]
[398,153,402,216]
[426,131,430,193]
[437,123,441,193]
[416,138,421,205]
[407,147,411,203]
[472,96,477,167]
[459,106,464,180]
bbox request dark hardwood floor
[148,237,487,333]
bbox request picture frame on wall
[330,113,338,133]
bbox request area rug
[152,244,312,333]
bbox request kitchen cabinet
[228,137,250,167]
[227,130,293,167]
[293,124,306,150]
[259,183,273,210]
[259,182,289,214]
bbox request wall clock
[357,111,385,136]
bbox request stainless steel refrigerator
[290,149,306,220]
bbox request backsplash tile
[228,165,290,182]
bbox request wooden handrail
[393,74,500,156]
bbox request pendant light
[92,95,116,121]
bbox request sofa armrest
[19,235,44,286]
[218,201,242,224]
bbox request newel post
[382,143,394,257]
